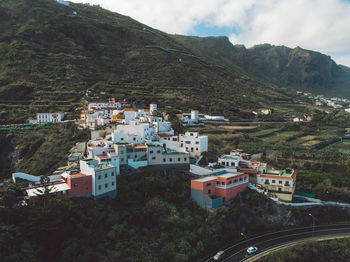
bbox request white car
[246,246,258,255]
[214,250,225,260]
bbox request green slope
[1,0,349,124]
[0,0,293,124]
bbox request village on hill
[12,98,297,209]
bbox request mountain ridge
[0,0,349,124]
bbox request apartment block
[256,168,296,201]
[191,170,249,209]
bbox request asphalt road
[205,224,350,262]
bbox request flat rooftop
[220,155,240,160]
[217,172,244,179]
[193,176,217,182]
[264,169,294,177]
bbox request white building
[179,132,208,156]
[37,113,64,124]
[150,104,157,115]
[80,159,117,199]
[115,121,156,141]
[218,151,242,168]
[112,132,145,145]
[94,152,120,175]
[87,139,115,159]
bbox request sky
[70,0,350,67]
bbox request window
[163,158,166,162]
[216,181,220,185]
[61,190,68,195]
[121,138,124,141]
[150,150,154,154]
[279,181,282,184]
[206,183,211,186]
[190,133,193,136]
[169,158,172,162]
[83,180,88,184]
[111,172,114,176]
[105,184,108,188]
[239,178,242,181]
[184,158,187,161]
[228,180,232,184]
[74,183,78,187]
[178,158,181,162]
[157,150,161,154]
[152,157,155,160]
[221,181,225,185]
[133,137,136,141]
[284,188,289,192]
[195,141,199,144]
[196,148,199,151]
[278,188,282,192]
[98,185,102,190]
[135,155,137,158]
[244,176,248,180]
[208,189,211,194]
[105,173,108,178]
[271,187,276,190]
[121,158,124,162]
[272,180,276,183]
[98,175,101,180]
[185,141,191,144]
[191,148,194,152]
[112,182,115,186]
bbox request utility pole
[309,213,316,237]
[241,232,249,249]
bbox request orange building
[191,171,248,209]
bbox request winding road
[204,224,350,262]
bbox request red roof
[70,173,87,179]
[124,108,139,112]
[159,133,171,138]
[134,145,147,149]
[96,155,111,159]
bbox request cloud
[70,0,350,66]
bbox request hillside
[0,0,349,124]
[0,0,291,124]
[172,36,350,97]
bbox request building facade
[191,170,249,209]
[256,168,296,201]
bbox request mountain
[0,0,349,124]
[172,36,350,97]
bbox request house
[191,169,249,209]
[146,142,190,169]
[68,142,86,165]
[37,113,64,124]
[80,159,118,199]
[179,132,208,156]
[13,170,93,199]
[114,121,156,141]
[256,168,296,201]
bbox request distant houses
[29,113,65,124]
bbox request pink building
[191,170,248,209]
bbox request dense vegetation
[0,123,89,179]
[260,238,350,262]
[2,168,350,262]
